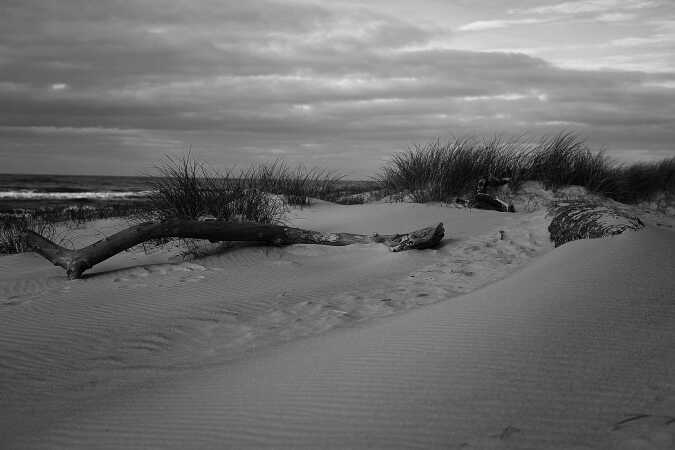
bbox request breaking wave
[0,190,154,200]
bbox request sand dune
[1,204,521,443]
[1,203,673,449]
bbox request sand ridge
[1,204,525,441]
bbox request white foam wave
[0,190,154,200]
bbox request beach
[1,197,674,449]
[5,0,675,447]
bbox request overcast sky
[1,0,674,177]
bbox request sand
[1,201,673,449]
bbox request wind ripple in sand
[0,236,450,439]
[297,210,553,325]
[0,254,67,305]
[4,203,670,449]
[1,206,519,444]
[6,227,672,449]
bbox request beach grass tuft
[145,155,288,224]
[380,132,675,204]
[379,136,527,202]
[0,215,57,254]
[0,202,150,255]
[251,160,343,206]
[144,155,343,223]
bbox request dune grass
[145,156,287,224]
[548,199,645,247]
[379,136,527,202]
[0,201,149,255]
[380,132,675,204]
[0,215,57,255]
[251,160,343,206]
[145,156,345,222]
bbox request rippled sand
[1,201,673,449]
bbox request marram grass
[379,132,675,204]
[548,200,645,247]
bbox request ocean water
[0,174,375,214]
[0,174,154,200]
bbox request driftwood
[22,219,444,279]
[470,176,515,212]
[470,193,514,212]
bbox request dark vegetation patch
[144,156,288,224]
[0,200,150,256]
[548,200,645,247]
[379,132,675,204]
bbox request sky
[1,0,674,177]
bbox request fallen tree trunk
[22,219,444,279]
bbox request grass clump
[379,136,528,202]
[0,202,147,255]
[526,133,615,192]
[0,215,56,255]
[612,158,675,203]
[253,160,343,206]
[146,156,344,224]
[380,132,675,204]
[145,156,287,224]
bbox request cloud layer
[1,0,674,175]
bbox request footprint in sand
[607,414,675,449]
[601,382,675,449]
[0,295,28,307]
[458,426,523,449]
[171,263,209,284]
[172,263,207,273]
[111,263,210,288]
[183,275,206,283]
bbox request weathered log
[471,193,513,212]
[22,220,444,279]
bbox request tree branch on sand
[22,220,444,279]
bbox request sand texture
[1,202,673,449]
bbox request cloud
[595,12,636,21]
[510,0,658,16]
[0,0,673,175]
[610,33,675,47]
[459,1,659,32]
[459,18,549,31]
[49,83,69,91]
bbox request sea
[0,173,154,201]
[0,173,159,216]
[0,173,375,215]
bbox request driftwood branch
[23,219,444,279]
